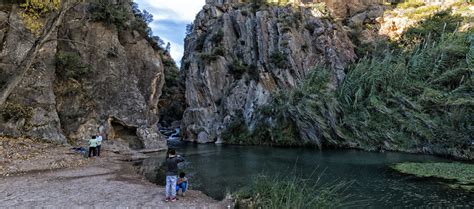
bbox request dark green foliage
[221,111,251,144]
[235,174,352,209]
[224,69,338,147]
[213,46,225,56]
[130,3,166,50]
[56,52,91,80]
[199,47,226,63]
[199,53,219,63]
[200,53,219,63]
[226,11,473,157]
[210,29,224,44]
[162,56,176,68]
[339,31,473,150]
[89,1,166,51]
[229,60,247,79]
[402,10,465,44]
[270,51,289,68]
[195,34,207,52]
[247,64,260,81]
[89,0,128,29]
[228,61,259,81]
[258,69,341,147]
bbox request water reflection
[138,143,473,208]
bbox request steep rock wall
[0,1,166,149]
[181,3,355,143]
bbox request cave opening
[110,120,144,150]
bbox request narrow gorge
[0,0,473,207]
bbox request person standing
[96,133,103,157]
[165,149,184,202]
[88,136,97,158]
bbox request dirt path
[0,157,233,208]
[0,137,233,208]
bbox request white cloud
[163,38,184,65]
[146,0,206,22]
[134,0,206,64]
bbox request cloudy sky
[134,0,206,64]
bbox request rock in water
[181,1,356,143]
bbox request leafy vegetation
[20,0,61,34]
[402,10,464,43]
[392,162,474,191]
[234,173,354,209]
[339,21,473,151]
[89,0,128,29]
[223,10,473,158]
[396,0,425,9]
[56,52,91,80]
[89,1,166,50]
[210,29,224,44]
[270,51,289,68]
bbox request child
[165,149,184,202]
[88,136,97,157]
[176,172,188,197]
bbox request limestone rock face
[181,3,355,143]
[0,2,167,149]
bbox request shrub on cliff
[89,0,128,29]
[55,52,91,80]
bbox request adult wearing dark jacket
[165,149,184,202]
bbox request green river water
[137,142,473,208]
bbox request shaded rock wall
[0,2,166,149]
[181,3,355,143]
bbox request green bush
[195,34,207,52]
[199,52,220,63]
[229,60,247,79]
[396,0,425,9]
[270,51,289,68]
[210,29,224,44]
[213,46,226,56]
[403,10,464,43]
[56,52,91,80]
[89,0,129,29]
[338,30,473,150]
[221,111,251,144]
[233,11,473,155]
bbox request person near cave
[164,149,185,202]
[96,132,103,157]
[88,136,98,157]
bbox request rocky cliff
[0,0,167,150]
[181,1,355,143]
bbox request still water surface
[138,142,473,208]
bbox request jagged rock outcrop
[181,2,355,143]
[0,1,167,150]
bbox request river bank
[0,137,232,208]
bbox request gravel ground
[0,137,233,208]
[0,158,233,208]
